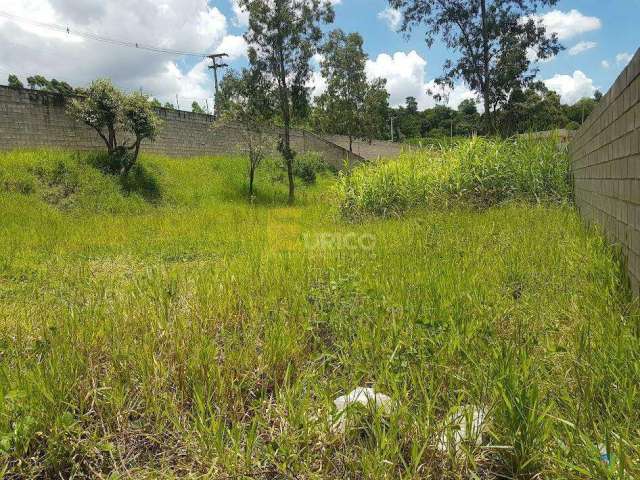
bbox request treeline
[388,85,602,141]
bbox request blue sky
[213,0,639,108]
[0,0,637,110]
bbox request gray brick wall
[0,86,362,170]
[323,134,405,160]
[570,48,640,293]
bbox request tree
[149,98,162,108]
[457,99,481,135]
[497,82,567,135]
[565,96,597,125]
[362,78,390,142]
[316,30,369,152]
[388,0,562,133]
[7,74,23,90]
[27,75,50,90]
[68,79,160,176]
[405,96,418,114]
[239,0,334,204]
[216,68,276,197]
[192,101,205,114]
[163,102,175,109]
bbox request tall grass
[0,148,638,478]
[338,136,571,218]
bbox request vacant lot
[0,145,638,478]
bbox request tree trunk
[480,0,493,134]
[249,163,255,197]
[349,134,353,153]
[122,140,140,176]
[277,60,295,205]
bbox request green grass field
[0,147,639,478]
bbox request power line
[0,10,211,57]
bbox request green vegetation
[338,136,571,218]
[68,79,161,176]
[0,146,639,478]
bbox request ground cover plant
[0,146,639,479]
[337,136,571,218]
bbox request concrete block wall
[570,48,640,293]
[0,86,361,170]
[323,134,405,160]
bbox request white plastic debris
[437,405,486,453]
[331,387,392,433]
[598,443,610,465]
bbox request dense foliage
[338,136,571,218]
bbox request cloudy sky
[0,0,637,111]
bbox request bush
[293,151,330,184]
[337,136,571,218]
[68,80,160,176]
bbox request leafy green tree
[498,83,567,135]
[49,79,74,95]
[149,98,162,108]
[565,97,597,125]
[457,99,481,135]
[239,0,334,204]
[315,30,369,152]
[7,74,23,90]
[362,78,390,142]
[423,104,456,137]
[68,79,160,175]
[405,96,418,114]
[216,68,276,197]
[163,102,175,110]
[192,101,205,114]
[388,0,562,133]
[397,96,423,138]
[27,75,50,90]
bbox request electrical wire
[0,10,212,57]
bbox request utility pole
[207,53,228,118]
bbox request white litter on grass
[437,405,486,453]
[331,387,392,433]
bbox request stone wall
[0,86,362,170]
[323,134,405,160]
[570,48,640,293]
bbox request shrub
[68,80,160,176]
[337,136,571,218]
[294,151,330,184]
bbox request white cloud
[544,70,596,105]
[377,7,402,32]
[616,52,633,66]
[568,41,596,56]
[533,9,601,40]
[229,0,249,27]
[0,0,246,105]
[365,50,474,109]
[308,70,327,99]
[601,60,610,69]
[218,35,247,60]
[309,49,474,110]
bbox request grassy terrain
[338,136,571,218]
[0,148,639,479]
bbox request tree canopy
[387,0,563,132]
